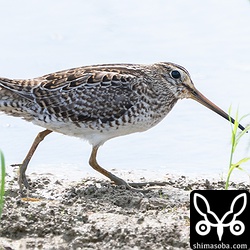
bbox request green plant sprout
[225,107,250,190]
[0,150,5,218]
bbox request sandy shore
[0,173,249,250]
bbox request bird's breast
[31,101,172,146]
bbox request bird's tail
[0,77,35,120]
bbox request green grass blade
[226,108,250,190]
[225,164,236,190]
[232,157,250,167]
[0,150,5,217]
[236,124,250,143]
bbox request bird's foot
[128,181,168,188]
[108,173,150,193]
[11,163,30,196]
[18,172,30,194]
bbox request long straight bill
[191,88,246,132]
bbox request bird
[0,62,246,192]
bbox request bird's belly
[32,113,165,146]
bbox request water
[0,0,250,182]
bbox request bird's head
[156,62,246,131]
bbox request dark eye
[170,70,181,79]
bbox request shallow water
[0,0,250,182]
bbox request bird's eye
[170,70,181,79]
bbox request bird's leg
[17,129,53,192]
[89,146,129,187]
[89,145,146,191]
[89,146,167,191]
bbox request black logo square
[190,190,249,250]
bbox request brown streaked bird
[0,62,246,192]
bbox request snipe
[0,62,246,192]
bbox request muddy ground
[0,173,249,250]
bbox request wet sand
[0,173,249,250]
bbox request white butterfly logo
[193,193,247,241]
